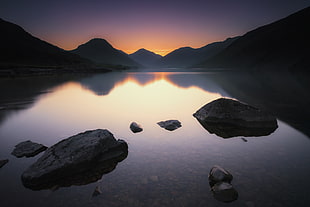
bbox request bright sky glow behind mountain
[1,0,309,55]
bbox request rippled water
[0,70,309,207]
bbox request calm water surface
[0,71,309,207]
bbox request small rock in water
[0,159,9,168]
[241,138,248,142]
[211,182,238,203]
[11,140,47,158]
[92,186,102,197]
[208,165,238,203]
[130,122,143,133]
[209,165,233,186]
[157,120,181,131]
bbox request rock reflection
[22,150,128,191]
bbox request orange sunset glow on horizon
[45,27,232,56]
[1,1,308,56]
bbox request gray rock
[211,182,238,203]
[21,129,128,190]
[0,159,9,168]
[193,98,278,138]
[130,122,143,133]
[11,140,47,158]
[157,120,181,131]
[209,165,233,186]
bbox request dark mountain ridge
[0,18,95,74]
[201,6,310,71]
[71,38,139,68]
[159,37,239,68]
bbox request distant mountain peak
[131,48,162,57]
[71,38,138,67]
[129,48,162,67]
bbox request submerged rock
[0,159,9,168]
[209,165,238,203]
[11,140,47,158]
[130,122,143,133]
[209,165,233,186]
[193,98,278,138]
[157,120,182,131]
[21,129,128,190]
[211,182,238,203]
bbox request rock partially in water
[209,165,233,186]
[193,98,278,138]
[211,182,238,203]
[157,120,182,131]
[130,122,143,133]
[21,129,128,190]
[11,140,47,158]
[0,159,9,168]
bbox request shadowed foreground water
[0,70,309,207]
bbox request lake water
[0,70,309,207]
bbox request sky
[1,0,309,56]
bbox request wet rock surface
[0,159,9,168]
[11,140,47,158]
[193,98,278,138]
[130,122,143,133]
[209,165,238,203]
[157,120,182,131]
[209,165,233,186]
[21,129,128,190]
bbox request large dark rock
[0,159,9,168]
[130,122,143,133]
[21,129,128,190]
[11,140,47,158]
[157,120,182,131]
[193,98,278,138]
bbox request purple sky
[1,0,309,55]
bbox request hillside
[71,38,139,68]
[129,48,162,68]
[159,37,238,68]
[0,18,94,74]
[201,7,310,71]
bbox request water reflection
[208,71,310,138]
[22,150,128,191]
[0,75,88,126]
[0,70,309,207]
[78,71,227,97]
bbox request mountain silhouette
[0,18,94,74]
[129,48,162,68]
[201,6,310,71]
[71,38,139,68]
[159,37,238,68]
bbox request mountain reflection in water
[1,70,309,138]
